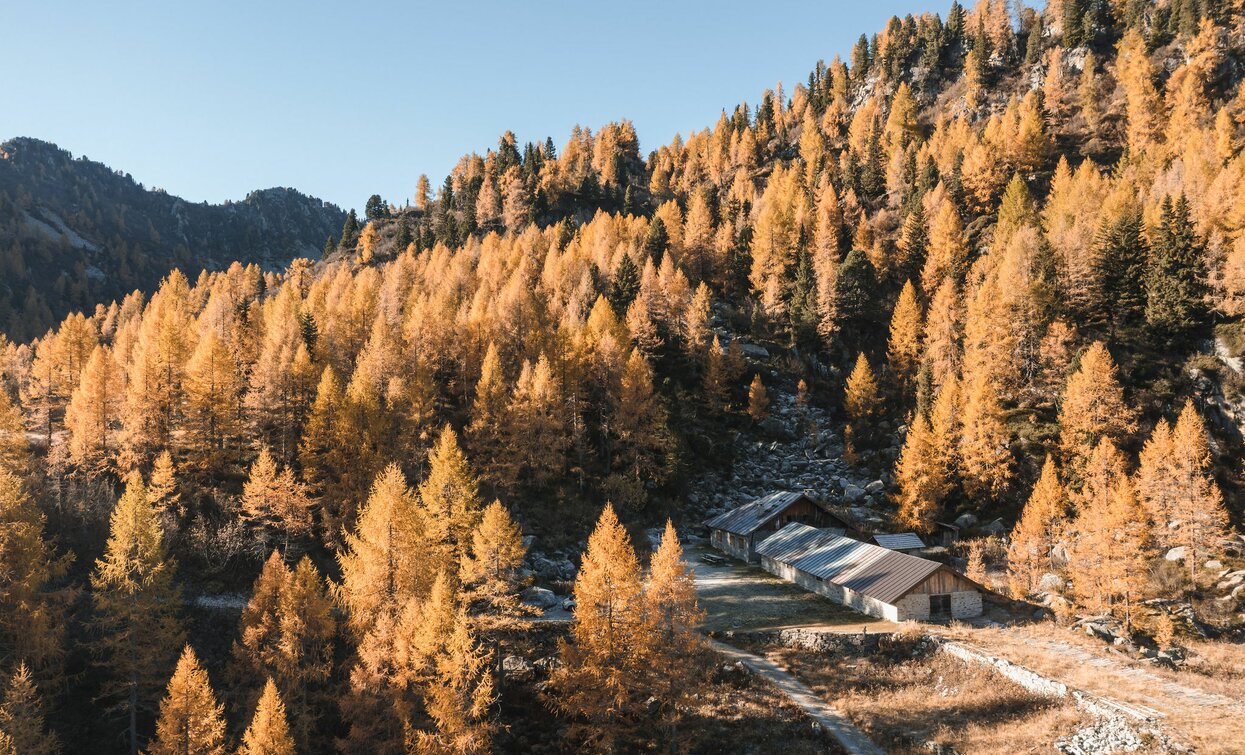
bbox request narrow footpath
[707,639,884,755]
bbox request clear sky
[5,0,938,212]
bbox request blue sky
[6,1,938,212]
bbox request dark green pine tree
[1024,15,1044,64]
[788,250,820,350]
[851,34,871,79]
[339,210,359,250]
[622,186,634,216]
[945,1,966,49]
[609,253,641,312]
[861,130,885,197]
[323,235,336,259]
[1063,0,1085,47]
[299,312,318,358]
[1091,204,1147,334]
[394,216,412,251]
[644,216,669,264]
[364,194,388,221]
[834,248,879,344]
[1145,195,1208,339]
[897,205,927,281]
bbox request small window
[929,594,951,619]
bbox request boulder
[758,416,796,440]
[843,484,865,502]
[980,518,1007,536]
[502,655,534,682]
[1205,559,1224,571]
[1038,572,1065,592]
[954,513,979,530]
[738,343,770,360]
[864,480,885,495]
[1164,546,1189,562]
[521,586,558,609]
[1084,622,1117,642]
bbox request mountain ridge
[0,136,345,340]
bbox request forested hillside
[3,0,1245,752]
[0,137,345,340]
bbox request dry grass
[758,639,1090,754]
[937,622,1245,753]
[682,673,842,754]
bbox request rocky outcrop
[687,378,900,531]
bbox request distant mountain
[0,137,345,340]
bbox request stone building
[755,523,983,621]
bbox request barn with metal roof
[756,523,982,621]
[873,533,927,552]
[704,491,851,563]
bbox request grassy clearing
[751,635,1091,754]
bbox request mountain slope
[0,137,345,339]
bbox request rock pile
[688,383,898,530]
[1056,716,1151,755]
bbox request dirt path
[708,639,884,755]
[938,626,1245,752]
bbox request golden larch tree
[65,345,123,475]
[1057,342,1137,480]
[241,448,313,557]
[643,521,705,751]
[887,280,923,396]
[1153,402,1231,580]
[844,353,881,450]
[893,414,949,535]
[1068,440,1149,628]
[91,472,184,755]
[336,464,426,637]
[0,389,27,476]
[747,374,769,423]
[238,679,295,755]
[1007,456,1068,598]
[148,646,227,755]
[958,369,1012,501]
[409,610,497,755]
[460,500,532,671]
[0,663,59,755]
[0,470,70,678]
[553,503,646,748]
[417,425,484,584]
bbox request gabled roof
[758,523,951,605]
[873,533,927,551]
[704,491,816,536]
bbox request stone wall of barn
[711,529,753,562]
[892,590,982,621]
[759,557,899,621]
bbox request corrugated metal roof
[769,529,945,605]
[873,533,927,550]
[704,491,813,536]
[755,523,826,558]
